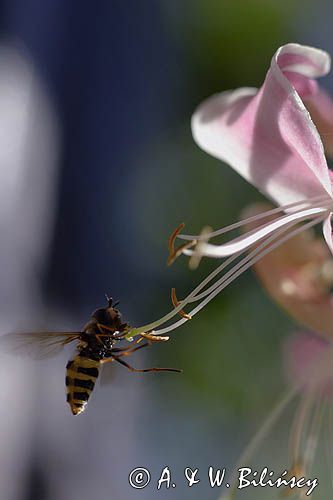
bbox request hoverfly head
[91,296,125,333]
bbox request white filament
[183,206,330,258]
[178,195,330,241]
[127,201,329,339]
[155,214,326,335]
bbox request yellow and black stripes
[65,356,100,415]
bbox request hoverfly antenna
[105,293,113,307]
[105,294,120,308]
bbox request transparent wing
[0,331,81,360]
[99,361,116,386]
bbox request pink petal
[192,43,333,206]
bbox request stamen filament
[184,216,320,304]
[154,214,326,335]
[178,195,330,241]
[183,225,299,304]
[126,252,241,338]
[183,206,331,259]
[126,206,327,339]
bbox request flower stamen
[167,222,197,266]
[183,204,332,259]
[126,212,327,340]
[178,195,331,242]
[171,288,192,320]
[153,214,327,336]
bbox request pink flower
[126,43,333,340]
[193,44,332,203]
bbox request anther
[171,288,192,320]
[167,222,197,265]
[140,332,170,342]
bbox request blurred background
[0,1,332,499]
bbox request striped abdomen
[66,356,100,415]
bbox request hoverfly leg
[100,343,149,364]
[95,334,106,346]
[96,322,129,338]
[95,324,109,346]
[97,322,114,333]
[117,343,149,357]
[111,342,149,355]
[112,356,182,373]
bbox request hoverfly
[0,297,180,415]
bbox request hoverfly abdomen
[65,356,100,415]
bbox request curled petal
[192,43,333,206]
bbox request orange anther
[168,222,185,256]
[140,332,170,342]
[171,288,192,320]
[167,223,197,266]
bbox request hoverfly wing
[99,361,116,386]
[0,331,81,360]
